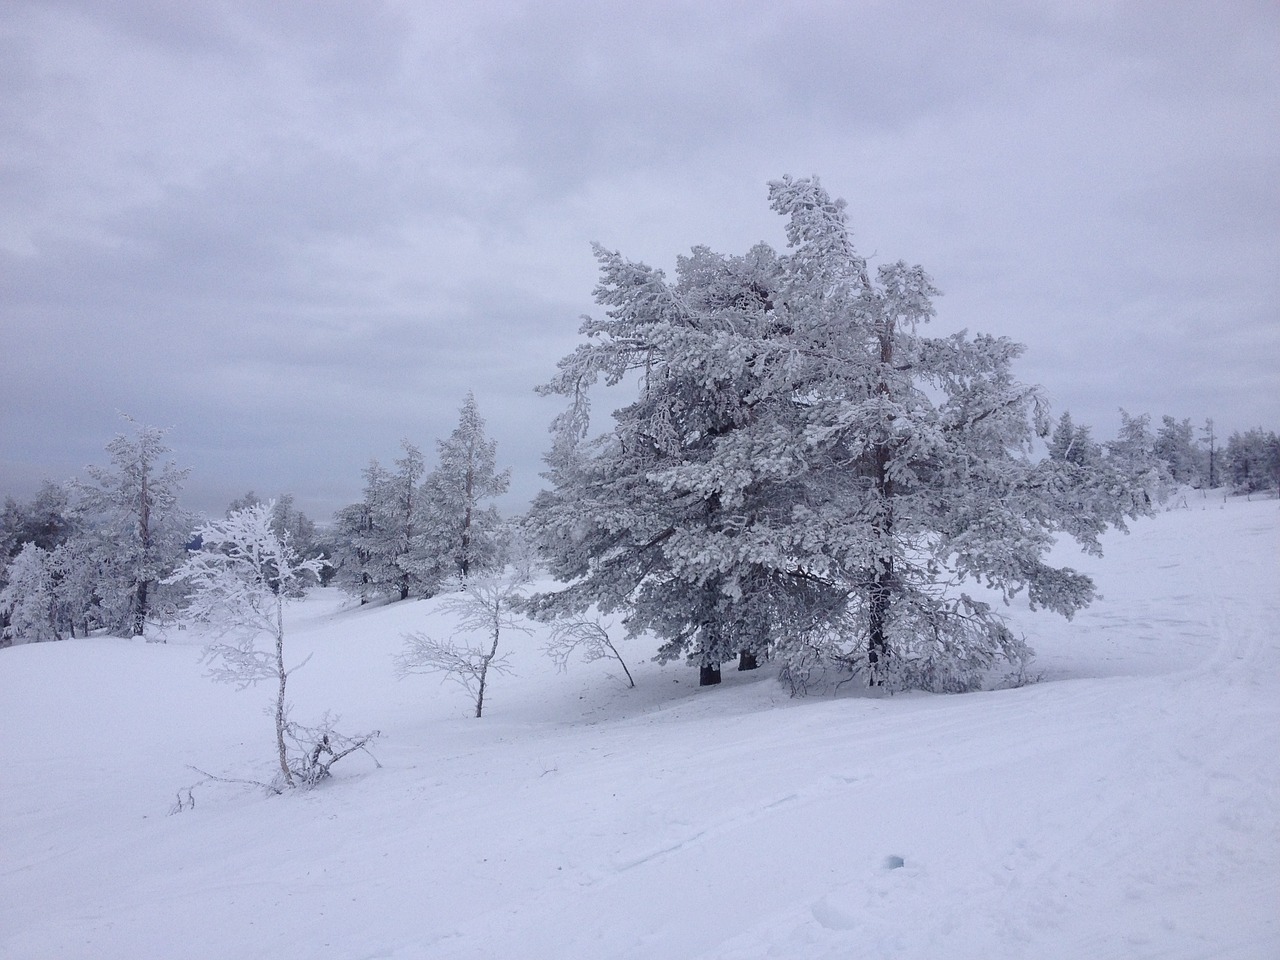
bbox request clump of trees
[225,492,327,584]
[1223,428,1280,495]
[330,393,510,604]
[0,396,514,646]
[524,176,1159,693]
[1050,412,1279,500]
[1,419,192,645]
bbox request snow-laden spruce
[526,175,1152,692]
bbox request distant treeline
[1,393,511,646]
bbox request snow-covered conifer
[1224,428,1280,494]
[330,463,387,604]
[420,393,511,581]
[0,543,60,644]
[1106,409,1171,505]
[1154,416,1200,486]
[332,448,435,602]
[1048,412,1101,466]
[384,442,430,599]
[528,176,1152,691]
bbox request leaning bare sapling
[395,572,531,717]
[168,502,377,792]
[544,616,635,688]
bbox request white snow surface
[2,495,1277,959]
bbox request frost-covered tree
[330,462,388,604]
[1224,428,1280,494]
[74,418,191,636]
[225,491,264,515]
[0,543,60,644]
[395,572,530,717]
[1200,419,1219,489]
[332,447,434,603]
[381,442,430,600]
[544,615,635,688]
[1154,416,1200,486]
[1048,412,1101,466]
[269,495,320,566]
[47,537,102,638]
[1,481,76,560]
[421,393,511,581]
[0,482,80,642]
[227,492,324,590]
[1106,410,1171,505]
[168,502,340,788]
[527,175,1151,692]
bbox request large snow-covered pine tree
[527,176,1151,692]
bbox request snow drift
[2,494,1277,959]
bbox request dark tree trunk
[132,579,148,636]
[699,663,722,686]
[737,650,759,671]
[133,468,152,637]
[461,459,475,579]
[867,303,897,685]
[868,563,891,683]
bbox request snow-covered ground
[2,494,1277,959]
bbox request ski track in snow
[1,496,1277,959]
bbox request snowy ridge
[2,496,1277,959]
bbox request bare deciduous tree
[168,502,376,790]
[395,573,530,717]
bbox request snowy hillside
[2,495,1277,959]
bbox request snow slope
[2,494,1277,959]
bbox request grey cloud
[2,0,1277,520]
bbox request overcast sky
[3,0,1277,520]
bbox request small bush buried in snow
[172,713,381,808]
[279,712,381,789]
